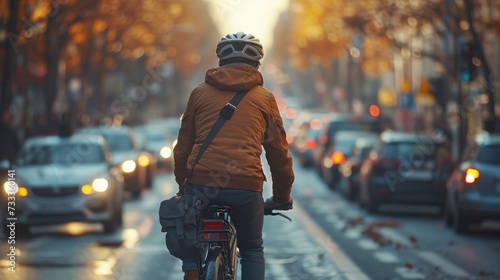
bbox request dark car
[339,137,379,201]
[358,131,454,213]
[312,114,381,176]
[321,131,379,189]
[444,133,500,233]
[289,110,328,167]
[78,126,156,197]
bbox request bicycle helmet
[216,32,264,62]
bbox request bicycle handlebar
[264,203,293,222]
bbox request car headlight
[92,178,109,192]
[3,181,28,197]
[160,146,172,159]
[81,178,109,195]
[121,160,136,173]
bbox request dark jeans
[182,184,265,280]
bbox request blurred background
[0,0,499,158]
[1,1,500,280]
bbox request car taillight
[305,139,317,150]
[464,168,480,184]
[331,151,346,165]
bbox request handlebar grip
[265,203,293,213]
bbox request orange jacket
[174,65,294,203]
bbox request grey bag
[159,194,202,261]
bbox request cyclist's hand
[264,196,293,211]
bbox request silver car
[1,134,124,235]
[444,133,500,234]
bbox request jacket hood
[205,65,263,91]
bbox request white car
[1,134,124,235]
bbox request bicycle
[197,203,293,280]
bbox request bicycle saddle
[208,205,235,214]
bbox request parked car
[0,134,124,234]
[321,131,379,188]
[312,114,381,176]
[444,133,500,233]
[289,110,328,167]
[79,126,156,196]
[339,137,379,200]
[358,131,454,213]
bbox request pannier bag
[159,194,202,261]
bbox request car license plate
[40,203,70,213]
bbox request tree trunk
[464,0,496,132]
[44,17,60,122]
[0,0,19,113]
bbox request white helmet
[216,32,264,62]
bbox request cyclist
[174,32,294,280]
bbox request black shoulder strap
[182,90,248,190]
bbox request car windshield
[165,126,179,140]
[328,121,379,140]
[476,144,500,165]
[104,134,133,151]
[17,143,105,166]
[145,132,166,142]
[381,141,439,160]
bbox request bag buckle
[220,103,236,120]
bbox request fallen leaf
[408,235,418,244]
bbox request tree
[271,0,500,131]
[0,0,220,125]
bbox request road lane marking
[294,203,372,280]
[373,252,400,263]
[395,267,426,279]
[357,239,379,250]
[268,263,291,280]
[378,228,413,247]
[345,229,362,239]
[415,250,470,277]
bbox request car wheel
[116,202,123,226]
[444,198,454,227]
[102,203,120,234]
[16,225,30,237]
[131,184,142,198]
[453,208,469,234]
[366,182,379,213]
[367,198,379,214]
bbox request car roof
[334,130,378,139]
[324,113,378,123]
[475,132,500,145]
[78,125,132,136]
[23,134,106,147]
[380,131,438,143]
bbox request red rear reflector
[201,233,226,240]
[465,168,479,184]
[202,220,225,230]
